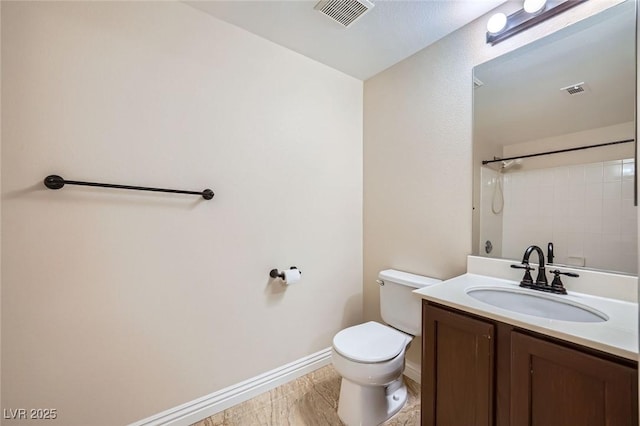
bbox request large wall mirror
[472,1,637,275]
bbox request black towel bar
[44,175,214,200]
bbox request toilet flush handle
[376,279,384,286]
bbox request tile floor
[191,365,420,425]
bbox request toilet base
[337,376,407,426]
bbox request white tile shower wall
[502,159,637,274]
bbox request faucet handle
[551,270,579,278]
[511,263,534,270]
[511,263,534,285]
[549,269,578,294]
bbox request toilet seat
[332,321,411,363]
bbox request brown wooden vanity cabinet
[422,303,495,426]
[421,301,638,426]
[510,331,637,426]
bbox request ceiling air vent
[560,82,587,95]
[314,0,375,28]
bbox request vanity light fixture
[486,0,588,45]
[523,0,547,14]
[487,12,508,34]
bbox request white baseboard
[404,360,421,384]
[129,347,332,426]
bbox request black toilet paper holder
[270,266,301,280]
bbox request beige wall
[363,0,626,370]
[1,2,362,425]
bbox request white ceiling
[186,0,507,80]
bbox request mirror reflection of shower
[480,157,636,274]
[491,158,523,214]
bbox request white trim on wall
[128,348,332,426]
[404,359,421,385]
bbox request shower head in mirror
[501,159,523,172]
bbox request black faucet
[547,242,554,264]
[511,245,573,294]
[522,245,547,286]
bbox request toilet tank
[379,269,441,336]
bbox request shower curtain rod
[481,138,635,165]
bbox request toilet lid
[333,321,410,363]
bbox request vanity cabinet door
[422,302,495,426]
[510,331,638,426]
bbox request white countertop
[413,273,638,361]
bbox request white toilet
[331,269,441,426]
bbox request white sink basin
[466,287,608,323]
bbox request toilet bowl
[332,321,411,425]
[331,269,441,425]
